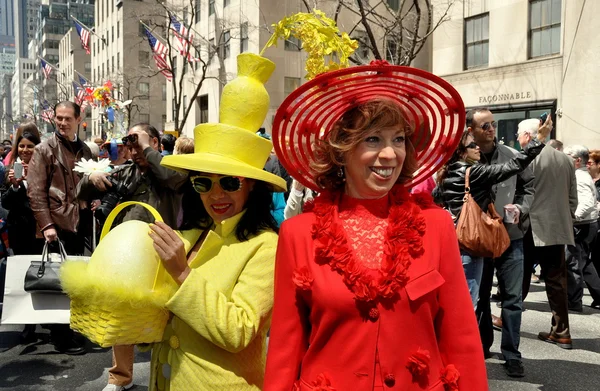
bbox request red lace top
[338,194,389,270]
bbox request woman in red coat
[264,63,489,390]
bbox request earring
[337,167,346,181]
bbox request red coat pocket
[405,269,445,301]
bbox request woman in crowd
[588,149,600,281]
[433,130,545,307]
[144,52,286,391]
[265,63,487,390]
[1,123,43,343]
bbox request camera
[121,134,138,146]
[95,174,130,223]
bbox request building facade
[14,0,40,59]
[0,0,15,37]
[91,0,166,139]
[10,58,37,121]
[431,0,598,148]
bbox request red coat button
[384,373,395,387]
[369,308,380,321]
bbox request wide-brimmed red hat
[272,60,465,191]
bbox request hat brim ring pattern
[272,65,466,191]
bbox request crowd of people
[0,55,598,391]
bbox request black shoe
[484,350,494,359]
[590,300,600,310]
[54,339,86,355]
[504,359,525,378]
[568,303,583,313]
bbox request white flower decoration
[73,158,112,174]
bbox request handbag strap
[100,201,164,241]
[463,167,472,201]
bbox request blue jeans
[477,239,524,362]
[461,250,484,309]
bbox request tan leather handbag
[455,167,511,258]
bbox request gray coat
[529,146,578,246]
[483,143,535,241]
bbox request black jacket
[433,140,544,219]
[1,181,44,255]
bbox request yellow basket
[63,201,174,348]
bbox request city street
[0,282,599,390]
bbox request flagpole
[37,55,62,73]
[71,14,107,47]
[139,20,170,45]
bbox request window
[138,82,150,99]
[223,31,230,59]
[284,77,301,98]
[385,37,399,64]
[352,30,370,61]
[183,7,189,23]
[529,0,561,58]
[112,56,115,73]
[240,23,248,53]
[199,94,208,123]
[464,13,489,69]
[162,84,167,101]
[140,113,150,123]
[162,115,167,127]
[117,21,120,38]
[209,0,215,16]
[139,51,150,66]
[387,0,400,12]
[195,0,201,23]
[183,95,188,115]
[85,62,91,72]
[117,52,120,69]
[224,0,230,6]
[285,36,301,51]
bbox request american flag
[144,27,172,81]
[41,101,55,124]
[73,82,89,110]
[74,21,91,54]
[40,59,52,79]
[78,74,89,87]
[169,15,200,62]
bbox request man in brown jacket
[26,101,92,355]
[27,101,92,255]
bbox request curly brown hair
[311,99,418,191]
[589,149,600,164]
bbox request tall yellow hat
[161,53,287,192]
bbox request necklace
[311,186,427,304]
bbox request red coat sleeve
[434,214,489,389]
[264,219,311,390]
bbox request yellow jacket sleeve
[165,238,276,353]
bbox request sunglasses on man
[478,121,497,131]
[190,175,244,194]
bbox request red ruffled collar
[311,186,427,305]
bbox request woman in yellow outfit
[145,52,286,390]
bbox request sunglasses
[465,142,478,150]
[190,175,244,193]
[478,121,497,131]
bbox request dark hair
[161,134,176,152]
[312,98,418,191]
[55,101,81,118]
[10,122,41,166]
[179,177,278,241]
[465,107,490,129]
[130,122,162,151]
[436,130,472,185]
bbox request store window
[529,0,561,58]
[464,13,489,69]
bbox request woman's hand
[149,221,190,284]
[8,169,23,188]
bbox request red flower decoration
[370,59,390,67]
[406,348,431,378]
[310,186,426,304]
[292,267,314,290]
[311,373,336,391]
[440,364,460,391]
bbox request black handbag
[24,241,67,294]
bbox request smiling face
[461,134,481,162]
[18,138,36,164]
[344,127,406,199]
[54,105,81,141]
[470,110,496,145]
[197,173,255,224]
